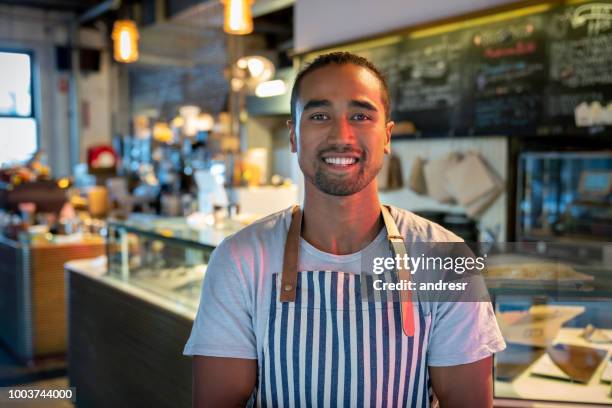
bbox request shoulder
[214,206,293,258]
[386,205,463,243]
[204,207,293,291]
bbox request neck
[301,181,383,255]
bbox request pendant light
[112,20,139,63]
[222,0,254,35]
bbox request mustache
[317,144,365,157]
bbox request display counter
[66,258,195,408]
[495,327,612,405]
[0,233,104,363]
[66,215,240,407]
[488,245,612,407]
[65,216,612,407]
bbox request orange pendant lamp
[222,0,254,35]
[112,20,139,63]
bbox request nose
[329,116,355,143]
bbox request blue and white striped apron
[256,206,433,407]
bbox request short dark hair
[290,51,390,122]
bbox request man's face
[288,64,394,196]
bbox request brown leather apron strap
[279,205,302,302]
[381,205,415,337]
[279,204,415,337]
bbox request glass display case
[105,215,612,405]
[106,214,241,310]
[486,241,612,405]
[517,151,612,242]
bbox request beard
[305,148,382,196]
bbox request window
[0,51,37,166]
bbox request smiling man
[184,52,505,407]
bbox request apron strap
[279,204,415,337]
[279,205,302,302]
[381,205,415,337]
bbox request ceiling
[2,0,294,117]
[0,0,100,12]
[135,1,225,68]
[0,0,293,68]
[134,1,294,68]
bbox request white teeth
[324,157,356,165]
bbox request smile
[323,157,358,166]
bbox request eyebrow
[302,99,379,112]
[349,99,378,112]
[303,99,332,111]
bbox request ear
[287,119,297,153]
[384,121,394,154]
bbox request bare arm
[193,356,257,408]
[429,356,493,408]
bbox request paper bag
[387,154,404,190]
[444,152,503,217]
[408,156,427,195]
[423,153,461,203]
[377,154,404,191]
[463,186,501,218]
[445,152,500,206]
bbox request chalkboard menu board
[461,13,547,134]
[544,2,612,134]
[337,0,612,137]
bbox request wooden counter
[0,235,104,362]
[65,258,193,408]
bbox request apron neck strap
[381,205,402,243]
[382,205,415,337]
[279,204,415,337]
[279,205,302,302]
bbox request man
[184,52,506,407]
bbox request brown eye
[310,113,329,121]
[351,113,371,121]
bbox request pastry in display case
[106,214,240,310]
[486,242,612,406]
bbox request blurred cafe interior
[0,0,611,406]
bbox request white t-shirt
[184,205,506,366]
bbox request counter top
[0,232,104,248]
[495,328,612,405]
[109,214,243,249]
[65,257,197,321]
